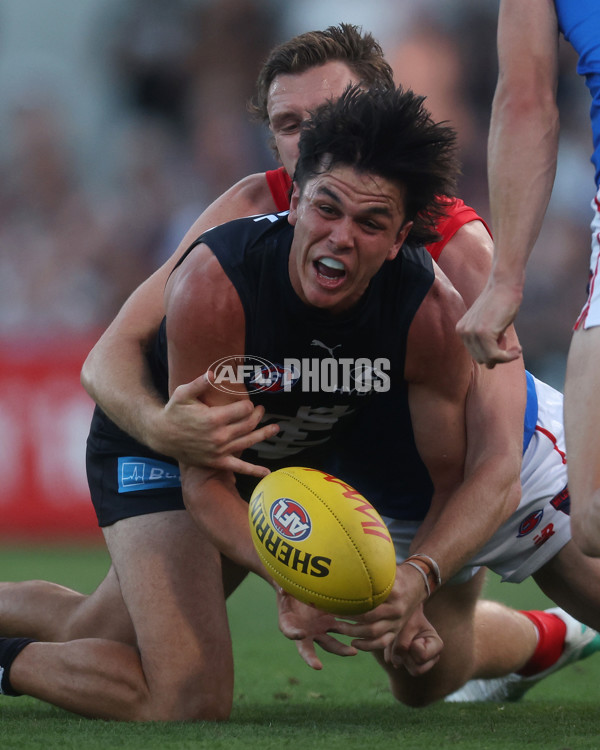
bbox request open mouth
[315,257,346,287]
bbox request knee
[144,691,232,722]
[119,686,232,722]
[59,594,94,641]
[180,694,232,722]
[141,671,234,722]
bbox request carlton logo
[269,498,312,541]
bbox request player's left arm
[335,270,523,656]
[406,269,523,583]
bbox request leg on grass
[533,539,600,629]
[8,510,235,721]
[0,566,135,644]
[564,326,600,556]
[380,569,539,706]
[0,525,247,645]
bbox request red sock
[516,610,567,677]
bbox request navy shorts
[86,449,185,527]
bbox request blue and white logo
[118,457,181,494]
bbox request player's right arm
[334,268,523,657]
[457,0,560,365]
[81,172,279,473]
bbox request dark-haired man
[2,25,596,715]
[0,22,499,656]
[0,83,475,720]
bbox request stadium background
[0,0,592,539]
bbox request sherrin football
[248,466,397,615]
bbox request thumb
[175,371,215,402]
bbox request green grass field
[0,544,599,749]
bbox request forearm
[488,0,560,290]
[81,327,169,454]
[182,467,273,583]
[488,90,559,289]
[410,457,521,582]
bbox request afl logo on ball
[270,498,312,541]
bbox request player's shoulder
[194,172,278,233]
[219,172,278,214]
[201,209,291,250]
[426,264,467,326]
[405,263,470,384]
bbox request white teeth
[319,257,345,270]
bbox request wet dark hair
[294,85,459,246]
[248,23,394,124]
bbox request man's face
[267,61,360,177]
[287,165,413,315]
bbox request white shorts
[575,188,600,329]
[383,376,571,584]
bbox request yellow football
[248,466,397,615]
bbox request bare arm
[81,173,278,472]
[163,243,273,576]
[335,271,523,654]
[437,220,494,308]
[457,0,560,364]
[408,273,523,577]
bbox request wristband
[409,553,442,587]
[402,553,442,597]
[403,560,431,597]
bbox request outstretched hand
[161,371,279,475]
[277,589,358,670]
[456,282,522,367]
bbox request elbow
[493,81,559,134]
[505,451,523,511]
[505,477,522,518]
[80,350,97,400]
[491,457,522,524]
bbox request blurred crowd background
[0,0,594,387]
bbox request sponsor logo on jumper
[117,457,181,493]
[208,354,390,394]
[249,493,331,577]
[311,339,342,358]
[533,523,555,548]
